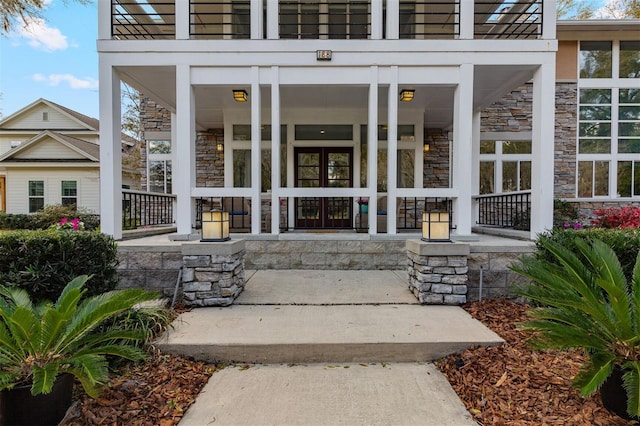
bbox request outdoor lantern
[216,140,224,151]
[233,89,248,102]
[201,209,230,242]
[399,89,415,102]
[423,142,430,153]
[422,210,451,242]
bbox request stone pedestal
[406,240,469,305]
[181,240,246,307]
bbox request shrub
[592,206,640,229]
[553,199,579,229]
[0,204,100,231]
[535,227,640,282]
[0,230,119,303]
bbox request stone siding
[467,244,534,300]
[423,129,450,188]
[196,129,224,187]
[554,83,578,200]
[117,245,182,297]
[481,84,533,132]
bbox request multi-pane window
[279,1,370,39]
[231,125,287,192]
[577,40,640,199]
[479,140,531,194]
[61,181,77,207]
[28,180,44,213]
[147,140,172,193]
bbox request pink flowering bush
[591,206,640,229]
[52,217,85,231]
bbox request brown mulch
[437,299,636,426]
[60,353,216,426]
[59,299,638,425]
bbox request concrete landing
[179,363,476,426]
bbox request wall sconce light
[216,140,224,152]
[201,209,230,242]
[233,90,248,102]
[421,210,451,242]
[423,143,430,153]
[399,89,415,102]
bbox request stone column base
[181,240,246,307]
[406,240,469,305]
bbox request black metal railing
[474,0,542,40]
[398,1,460,39]
[122,190,175,230]
[476,191,531,230]
[112,0,175,40]
[355,197,454,233]
[195,196,288,233]
[190,1,251,39]
[279,1,371,39]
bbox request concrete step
[156,303,503,363]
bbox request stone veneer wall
[554,83,578,200]
[117,240,534,302]
[423,129,450,188]
[196,129,224,187]
[481,84,533,132]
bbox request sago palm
[0,275,158,397]
[511,237,640,419]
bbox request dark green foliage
[511,238,640,418]
[535,227,640,281]
[98,302,175,351]
[0,275,158,397]
[553,199,579,228]
[0,204,100,231]
[0,230,119,303]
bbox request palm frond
[573,351,617,397]
[622,361,640,419]
[30,363,60,395]
[632,252,640,337]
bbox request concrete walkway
[157,270,501,425]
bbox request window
[620,41,640,78]
[28,181,44,213]
[479,140,531,194]
[147,139,172,193]
[580,41,612,78]
[578,160,609,197]
[232,125,287,192]
[10,141,21,149]
[61,181,77,207]
[579,89,611,154]
[279,1,370,39]
[42,112,48,121]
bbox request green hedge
[0,204,100,231]
[0,230,119,303]
[535,228,640,281]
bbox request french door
[294,147,353,229]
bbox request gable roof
[0,98,99,132]
[0,130,99,163]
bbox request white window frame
[147,139,173,193]
[28,180,44,213]
[61,180,77,207]
[479,139,532,194]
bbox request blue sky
[0,0,616,121]
[0,1,98,119]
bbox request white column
[271,67,281,234]
[459,0,474,39]
[386,0,399,39]
[175,1,189,40]
[530,61,556,237]
[266,0,279,39]
[175,64,195,236]
[541,0,557,40]
[368,66,379,234]
[251,67,262,234]
[251,0,262,39]
[98,0,111,40]
[370,0,383,40]
[99,63,122,239]
[387,67,399,235]
[453,63,474,236]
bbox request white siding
[0,136,29,156]
[14,138,88,160]
[3,105,88,130]
[5,168,100,214]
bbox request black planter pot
[600,365,638,421]
[0,374,74,426]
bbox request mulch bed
[437,299,636,425]
[61,299,637,424]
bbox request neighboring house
[0,99,141,214]
[99,0,559,240]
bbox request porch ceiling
[117,64,538,132]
